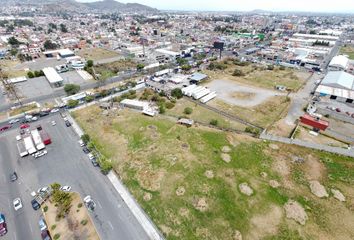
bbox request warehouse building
[42,67,64,87]
[328,55,349,71]
[315,71,354,104]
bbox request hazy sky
[77,0,354,13]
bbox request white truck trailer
[23,135,37,155]
[17,141,28,157]
[31,129,45,150]
[193,89,210,100]
[182,85,197,95]
[186,86,204,97]
[200,92,217,103]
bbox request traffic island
[42,192,99,240]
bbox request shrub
[245,126,260,135]
[81,134,90,145]
[51,225,56,230]
[86,60,94,68]
[184,107,193,115]
[81,219,88,226]
[279,66,286,70]
[53,233,60,240]
[210,119,218,126]
[85,95,94,102]
[232,69,245,77]
[64,84,80,96]
[27,71,34,78]
[165,101,175,109]
[159,105,166,114]
[77,203,83,208]
[43,206,48,212]
[67,99,79,108]
[100,159,113,175]
[267,65,274,70]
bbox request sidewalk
[67,111,164,240]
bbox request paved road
[0,71,138,113]
[0,114,150,240]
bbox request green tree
[136,63,145,71]
[232,69,245,77]
[27,71,34,78]
[86,59,94,68]
[8,37,20,46]
[60,23,68,33]
[85,95,94,102]
[159,105,165,114]
[64,84,80,96]
[210,119,218,126]
[177,58,188,65]
[10,48,18,56]
[81,134,90,145]
[184,107,193,115]
[171,88,183,99]
[99,159,113,175]
[181,64,192,71]
[67,99,79,108]
[43,40,58,50]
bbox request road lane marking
[108,221,114,230]
[97,200,102,209]
[29,222,33,234]
[13,232,17,240]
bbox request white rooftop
[329,55,349,70]
[42,67,63,84]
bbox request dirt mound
[222,146,232,153]
[179,207,190,218]
[260,172,268,178]
[147,125,157,130]
[309,180,328,198]
[176,186,186,196]
[194,198,208,212]
[239,183,253,196]
[269,180,281,188]
[205,170,214,179]
[136,169,165,191]
[269,144,279,150]
[249,205,282,238]
[233,230,242,240]
[331,189,346,202]
[143,192,152,201]
[221,153,231,163]
[284,200,308,225]
[303,155,326,181]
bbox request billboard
[213,41,224,50]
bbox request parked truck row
[16,125,51,157]
[182,85,217,103]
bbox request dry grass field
[73,106,354,240]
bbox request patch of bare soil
[309,180,329,198]
[260,172,268,178]
[221,153,231,163]
[331,189,346,202]
[143,192,152,201]
[272,157,292,188]
[226,133,240,147]
[248,205,282,239]
[196,227,211,239]
[160,224,172,235]
[176,186,186,196]
[269,180,281,188]
[222,145,232,153]
[233,230,242,240]
[284,200,308,225]
[230,91,256,100]
[303,155,326,181]
[269,144,279,150]
[194,197,208,212]
[239,183,254,196]
[136,169,165,191]
[179,207,190,218]
[205,170,214,179]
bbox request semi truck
[39,130,51,145]
[31,129,45,150]
[17,141,28,157]
[23,135,37,155]
[193,89,210,100]
[200,92,217,103]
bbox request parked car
[82,146,90,154]
[32,116,38,121]
[50,108,59,113]
[0,125,12,132]
[78,140,85,147]
[31,199,40,210]
[33,150,47,159]
[16,135,22,141]
[39,112,49,117]
[41,230,51,240]
[335,108,341,112]
[37,187,49,194]
[20,124,30,129]
[91,158,99,167]
[9,118,20,124]
[83,195,96,211]
[51,121,56,126]
[60,186,71,192]
[13,198,23,211]
[65,121,71,127]
[10,172,18,182]
[0,213,7,236]
[87,153,95,160]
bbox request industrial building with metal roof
[316,71,354,104]
[42,67,64,87]
[328,55,349,71]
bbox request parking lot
[0,113,149,240]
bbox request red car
[0,125,12,132]
[0,213,7,236]
[20,124,30,129]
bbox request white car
[37,187,49,194]
[16,135,22,141]
[51,120,56,126]
[60,186,72,192]
[9,118,20,124]
[83,195,96,211]
[87,153,95,160]
[32,116,38,121]
[78,140,85,147]
[50,108,59,113]
[34,150,47,158]
[13,198,23,211]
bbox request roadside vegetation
[340,45,354,60]
[74,106,354,240]
[77,48,119,61]
[9,103,38,116]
